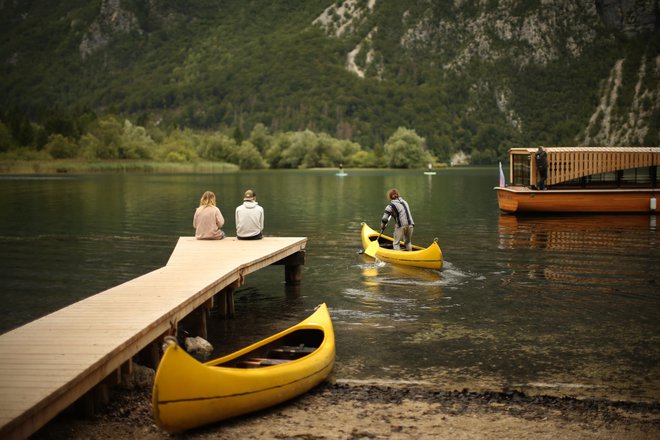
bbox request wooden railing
[510,147,659,186]
[547,148,658,185]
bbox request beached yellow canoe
[361,222,443,270]
[152,303,335,433]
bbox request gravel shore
[32,380,660,439]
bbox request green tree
[383,127,434,168]
[198,132,237,162]
[232,126,244,145]
[43,112,78,139]
[44,134,78,158]
[280,130,317,168]
[0,121,12,152]
[337,139,361,164]
[348,149,378,167]
[120,120,155,159]
[473,124,510,161]
[15,118,34,147]
[237,141,267,169]
[471,148,497,164]
[249,123,272,155]
[264,140,283,168]
[78,133,102,160]
[83,116,124,159]
[302,132,342,168]
[156,129,199,162]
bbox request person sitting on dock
[193,191,225,240]
[380,188,414,251]
[535,146,548,190]
[235,189,264,240]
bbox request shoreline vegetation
[0,115,450,172]
[0,159,458,175]
[0,159,240,174]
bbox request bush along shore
[1,115,443,171]
[0,159,239,174]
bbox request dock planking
[0,236,307,440]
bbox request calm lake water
[0,169,658,402]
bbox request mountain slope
[1,0,658,162]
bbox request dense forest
[0,0,658,169]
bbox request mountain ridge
[0,0,658,163]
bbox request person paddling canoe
[380,188,414,251]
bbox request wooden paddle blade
[364,239,380,257]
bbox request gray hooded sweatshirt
[235,200,264,238]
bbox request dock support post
[195,298,213,339]
[120,359,133,384]
[217,281,238,319]
[285,265,302,285]
[76,381,110,417]
[218,289,227,317]
[274,251,305,286]
[179,299,213,339]
[196,305,208,340]
[227,287,235,317]
[142,341,161,370]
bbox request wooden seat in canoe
[268,345,316,360]
[258,358,291,366]
[236,357,292,368]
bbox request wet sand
[33,380,660,440]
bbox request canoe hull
[495,186,657,213]
[360,223,443,270]
[152,304,335,433]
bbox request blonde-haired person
[193,191,225,240]
[235,189,264,240]
[380,188,414,251]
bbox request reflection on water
[0,171,658,403]
[360,257,443,285]
[498,214,657,251]
[497,214,658,288]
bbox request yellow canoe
[361,222,443,270]
[152,303,335,433]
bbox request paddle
[365,230,383,257]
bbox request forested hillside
[0,0,658,168]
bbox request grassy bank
[0,159,488,175]
[0,160,240,174]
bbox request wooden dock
[0,236,307,440]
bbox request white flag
[498,162,506,187]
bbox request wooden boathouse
[0,236,307,440]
